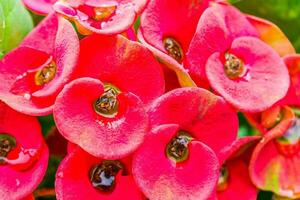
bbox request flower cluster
[0,0,299,199]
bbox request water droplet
[89,160,124,193]
[15,179,20,186]
[57,171,64,178]
[23,93,31,100]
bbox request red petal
[76,34,164,105]
[282,54,300,107]
[206,37,290,112]
[140,0,209,55]
[53,77,149,159]
[148,87,238,158]
[250,107,300,198]
[0,102,48,199]
[22,0,57,15]
[0,14,79,116]
[54,0,148,35]
[186,3,258,87]
[218,160,257,200]
[56,146,143,200]
[132,124,219,200]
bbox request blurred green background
[234,0,300,52]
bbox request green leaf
[38,115,56,137]
[257,190,273,200]
[238,113,257,137]
[0,0,33,57]
[235,0,300,52]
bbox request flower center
[276,118,300,157]
[93,84,120,118]
[163,37,184,62]
[89,160,124,192]
[224,53,245,79]
[93,6,116,21]
[0,133,16,164]
[166,131,193,163]
[34,61,57,86]
[217,165,229,192]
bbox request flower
[53,0,148,35]
[249,106,300,198]
[148,87,238,158]
[217,136,260,200]
[56,145,143,199]
[0,101,48,199]
[0,13,79,116]
[22,0,58,15]
[186,3,289,112]
[53,34,165,158]
[132,124,220,200]
[139,1,290,112]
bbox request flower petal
[53,77,149,159]
[148,87,238,158]
[132,124,219,200]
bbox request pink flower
[139,1,290,112]
[249,106,300,198]
[148,87,238,158]
[0,13,79,116]
[53,0,148,35]
[217,136,260,200]
[0,102,48,199]
[56,145,143,199]
[132,124,220,200]
[22,0,58,15]
[53,34,165,158]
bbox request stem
[34,188,56,198]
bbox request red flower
[249,106,300,198]
[53,34,165,158]
[148,87,238,158]
[0,102,48,199]
[132,124,220,200]
[75,34,165,105]
[138,0,210,87]
[282,54,300,107]
[217,136,260,200]
[244,54,300,134]
[0,13,79,116]
[22,0,58,15]
[186,3,289,112]
[53,0,148,35]
[54,77,149,159]
[139,1,290,112]
[56,146,143,200]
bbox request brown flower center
[217,165,229,192]
[163,37,184,63]
[93,84,120,118]
[89,160,124,192]
[224,53,245,79]
[0,133,16,164]
[166,131,193,163]
[34,61,57,86]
